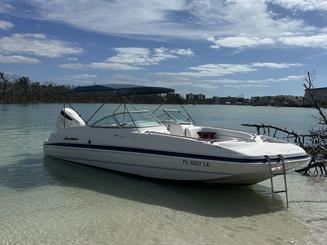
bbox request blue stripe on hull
[58,155,231,176]
[45,142,309,163]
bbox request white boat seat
[168,122,193,136]
[185,126,200,138]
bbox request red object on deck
[197,132,216,139]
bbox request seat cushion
[197,131,216,139]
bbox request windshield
[160,109,191,124]
[92,110,162,128]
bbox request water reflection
[0,155,284,217]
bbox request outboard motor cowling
[56,108,86,129]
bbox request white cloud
[187,64,257,77]
[193,83,218,89]
[0,54,40,64]
[1,0,314,40]
[278,34,327,49]
[208,36,275,49]
[0,33,83,57]
[59,63,86,70]
[2,0,325,52]
[67,57,78,61]
[107,48,150,65]
[4,0,191,37]
[188,0,313,36]
[267,0,327,11]
[155,62,302,78]
[59,62,142,71]
[0,3,13,12]
[55,73,99,85]
[174,48,194,56]
[84,73,302,91]
[146,74,303,91]
[111,74,152,84]
[64,74,98,80]
[208,33,327,50]
[275,75,303,81]
[224,84,270,88]
[199,75,303,85]
[90,62,142,70]
[107,47,193,66]
[250,62,302,68]
[60,47,193,70]
[0,20,13,30]
[220,75,303,88]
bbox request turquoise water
[0,104,326,245]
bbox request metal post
[180,104,195,123]
[122,96,138,110]
[123,102,138,131]
[279,155,289,208]
[86,103,105,124]
[63,94,66,128]
[113,103,122,114]
[152,96,167,114]
[265,155,275,203]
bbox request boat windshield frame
[161,109,192,124]
[91,110,163,128]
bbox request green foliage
[0,72,70,103]
[0,72,186,104]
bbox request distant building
[250,95,303,106]
[186,93,205,101]
[211,96,248,105]
[304,87,327,106]
[250,96,274,106]
[212,96,237,104]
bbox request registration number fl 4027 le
[182,159,210,167]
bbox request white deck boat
[44,85,310,185]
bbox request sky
[0,0,327,97]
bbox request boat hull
[44,142,310,185]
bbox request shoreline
[0,102,320,108]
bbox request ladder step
[265,154,289,208]
[274,190,286,194]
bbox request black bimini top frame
[62,84,176,128]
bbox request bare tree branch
[243,71,327,176]
[304,71,327,125]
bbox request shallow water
[0,104,326,245]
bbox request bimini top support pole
[118,93,139,132]
[152,95,167,114]
[86,103,105,124]
[180,103,195,124]
[63,93,66,128]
